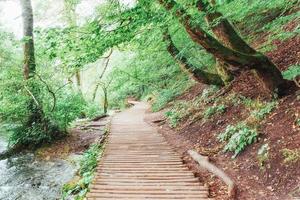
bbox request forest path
[86,102,211,200]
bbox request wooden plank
[86,102,210,199]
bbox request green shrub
[218,124,244,141]
[250,101,277,120]
[203,104,226,119]
[46,92,87,131]
[62,144,103,200]
[83,102,103,119]
[151,79,192,112]
[79,144,102,176]
[218,123,258,158]
[164,101,190,128]
[282,65,300,80]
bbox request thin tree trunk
[158,0,288,93]
[102,86,108,114]
[92,50,113,102]
[21,0,35,79]
[75,71,81,90]
[164,31,224,86]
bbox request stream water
[0,134,79,200]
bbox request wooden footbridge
[86,102,211,200]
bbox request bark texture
[164,31,224,86]
[197,0,256,55]
[20,0,35,79]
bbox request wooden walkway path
[86,102,211,200]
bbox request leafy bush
[83,102,103,119]
[79,144,102,176]
[203,104,226,119]
[218,123,258,158]
[164,101,190,128]
[151,80,191,112]
[46,92,87,131]
[282,65,300,80]
[9,120,60,147]
[250,101,277,120]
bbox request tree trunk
[197,0,256,55]
[164,31,224,86]
[75,71,81,91]
[215,59,233,84]
[21,0,52,139]
[102,86,108,114]
[20,0,35,80]
[158,0,288,93]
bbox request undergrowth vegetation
[281,148,300,164]
[218,123,258,158]
[62,143,104,200]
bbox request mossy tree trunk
[20,0,52,143]
[197,0,256,55]
[158,0,290,94]
[164,31,224,86]
[21,0,35,80]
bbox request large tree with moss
[157,0,293,94]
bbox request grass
[203,104,226,119]
[61,125,109,200]
[61,143,104,200]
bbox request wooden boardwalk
[86,102,210,200]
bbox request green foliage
[0,49,100,148]
[218,0,299,52]
[282,65,300,80]
[165,101,190,128]
[237,96,277,121]
[46,92,87,131]
[84,102,103,119]
[250,101,277,120]
[218,123,258,158]
[79,144,102,176]
[203,104,226,119]
[151,80,191,112]
[62,144,103,200]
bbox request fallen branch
[92,114,108,121]
[188,150,236,199]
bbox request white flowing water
[0,134,79,200]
